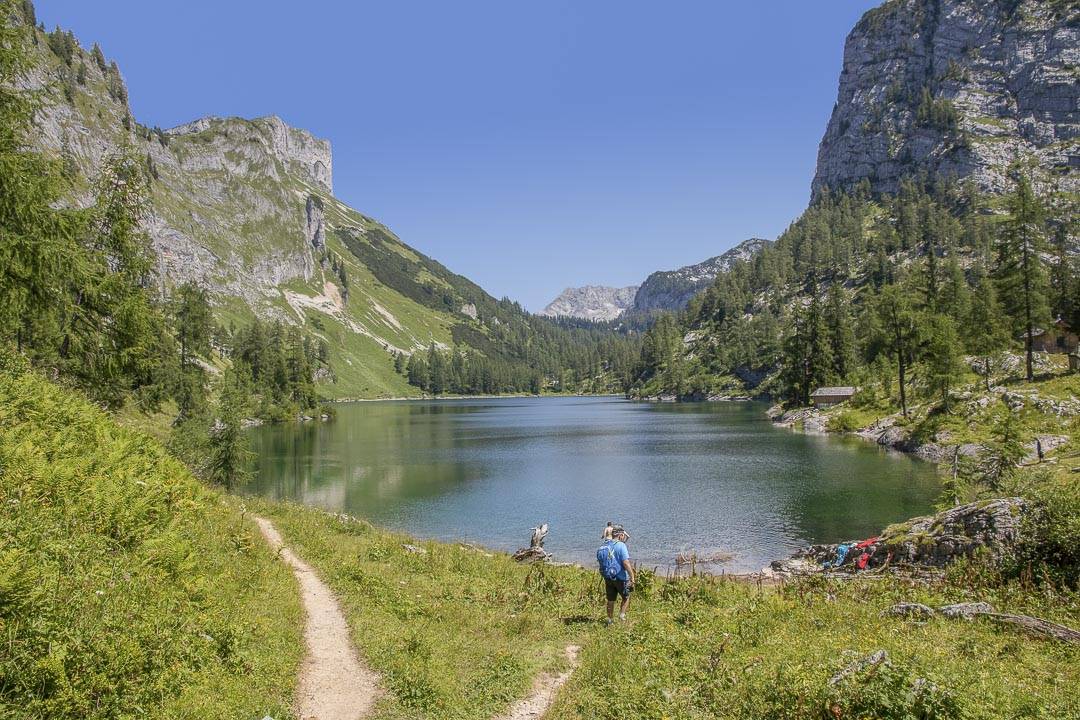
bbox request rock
[401,544,427,555]
[770,497,1029,575]
[1031,434,1069,461]
[939,601,995,618]
[539,286,638,322]
[881,602,936,620]
[813,0,1079,200]
[881,497,1029,567]
[877,425,910,448]
[460,303,478,320]
[632,239,770,313]
[913,442,950,463]
[305,195,326,251]
[829,650,890,686]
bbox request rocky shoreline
[761,497,1030,579]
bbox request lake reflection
[246,397,940,571]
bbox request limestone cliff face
[632,238,770,313]
[539,285,638,322]
[813,0,1079,198]
[24,32,338,308]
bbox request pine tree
[0,7,77,356]
[172,282,212,371]
[967,274,1009,391]
[923,314,964,411]
[874,284,919,418]
[996,175,1049,382]
[427,344,446,395]
[1049,223,1077,329]
[90,42,106,71]
[823,283,856,381]
[206,408,251,491]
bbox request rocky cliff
[813,0,1079,198]
[20,22,498,398]
[632,238,770,313]
[539,285,638,321]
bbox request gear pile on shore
[764,498,1028,578]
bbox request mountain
[631,239,770,313]
[630,0,1078,403]
[21,20,635,399]
[813,0,1079,199]
[539,285,638,321]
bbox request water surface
[247,397,939,571]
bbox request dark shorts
[604,577,632,602]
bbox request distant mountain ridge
[539,285,638,321]
[20,17,633,398]
[631,238,771,313]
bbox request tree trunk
[1022,227,1034,382]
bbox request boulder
[881,498,1028,567]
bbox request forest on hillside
[632,174,1079,414]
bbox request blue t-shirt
[608,540,630,581]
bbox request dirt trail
[493,644,581,720]
[254,516,381,720]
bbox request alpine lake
[246,396,940,572]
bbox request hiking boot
[604,618,614,627]
[619,613,627,622]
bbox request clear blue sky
[37,0,878,311]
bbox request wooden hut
[1027,317,1079,354]
[810,386,857,408]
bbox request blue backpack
[597,542,622,580]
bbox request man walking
[596,523,635,625]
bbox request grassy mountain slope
[0,353,302,717]
[25,21,633,401]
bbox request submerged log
[512,523,551,563]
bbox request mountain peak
[812,0,1079,199]
[539,285,639,322]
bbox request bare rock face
[168,115,333,193]
[880,497,1028,566]
[306,195,326,251]
[632,238,770,313]
[23,30,335,304]
[813,0,1079,199]
[539,285,638,322]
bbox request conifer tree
[967,274,1009,391]
[90,41,106,71]
[0,7,77,355]
[923,314,964,411]
[824,283,856,381]
[996,175,1049,382]
[874,284,919,418]
[172,282,212,371]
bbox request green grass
[0,355,303,718]
[252,499,1079,720]
[248,498,597,719]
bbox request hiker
[596,523,635,624]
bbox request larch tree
[874,284,919,418]
[966,274,1010,392]
[996,175,1049,382]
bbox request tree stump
[512,523,551,563]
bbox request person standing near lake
[597,523,635,625]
